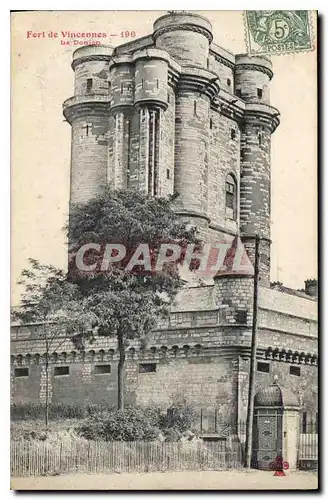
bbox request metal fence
[298,423,318,469]
[11,440,243,477]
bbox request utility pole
[245,234,260,468]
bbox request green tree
[67,188,200,409]
[14,189,201,412]
[12,259,97,428]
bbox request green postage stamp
[244,10,314,56]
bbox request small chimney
[304,279,318,297]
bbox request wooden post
[117,331,125,410]
[245,234,260,468]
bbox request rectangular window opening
[139,363,156,373]
[290,365,301,376]
[257,362,270,373]
[87,78,93,92]
[54,366,69,376]
[231,129,236,140]
[94,364,111,374]
[194,100,197,116]
[166,169,170,180]
[236,309,247,324]
[227,78,231,87]
[226,192,234,210]
[191,314,197,326]
[14,368,29,378]
[210,118,213,130]
[219,309,227,323]
[257,88,263,99]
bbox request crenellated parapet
[10,343,318,369]
[264,347,318,366]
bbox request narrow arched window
[226,174,237,220]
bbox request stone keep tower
[63,11,280,280]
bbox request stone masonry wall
[208,110,240,229]
[159,88,175,197]
[155,30,209,67]
[70,114,109,204]
[208,54,234,94]
[174,92,210,217]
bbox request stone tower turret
[63,45,113,206]
[235,55,280,283]
[154,11,219,229]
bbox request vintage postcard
[10,10,318,490]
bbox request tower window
[257,88,263,99]
[257,362,270,373]
[86,78,93,92]
[141,79,144,89]
[219,308,227,323]
[290,365,301,376]
[168,93,170,103]
[191,314,197,327]
[139,363,156,373]
[226,174,237,220]
[94,365,111,375]
[258,131,263,147]
[227,78,231,87]
[194,100,197,116]
[54,366,69,376]
[235,88,242,98]
[166,169,170,180]
[156,79,159,89]
[82,124,90,137]
[210,118,213,130]
[236,309,247,324]
[231,129,236,140]
[14,368,29,378]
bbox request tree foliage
[14,189,201,411]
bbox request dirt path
[11,469,318,490]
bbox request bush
[77,406,160,441]
[12,402,198,442]
[160,402,197,434]
[76,402,197,442]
